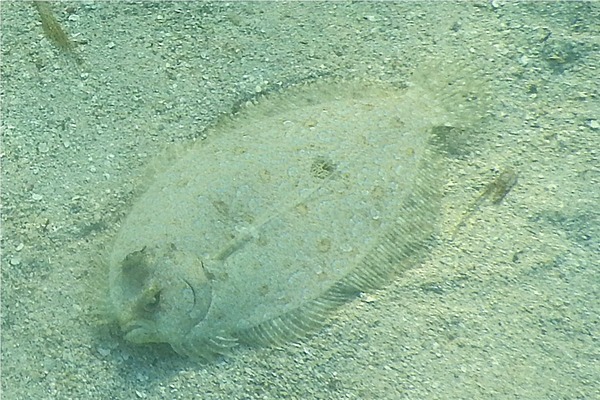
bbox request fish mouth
[121,320,158,344]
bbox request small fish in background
[33,0,83,65]
[453,168,519,236]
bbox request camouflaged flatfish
[107,76,481,359]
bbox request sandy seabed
[2,1,598,399]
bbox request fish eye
[144,290,161,312]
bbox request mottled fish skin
[107,75,486,360]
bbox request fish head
[108,243,212,346]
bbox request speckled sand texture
[1,1,598,399]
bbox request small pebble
[97,347,111,357]
[38,143,50,153]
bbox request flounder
[107,76,481,359]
